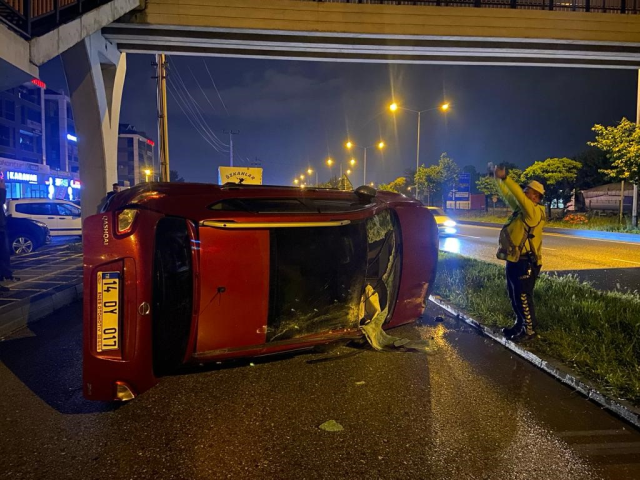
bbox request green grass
[433,252,640,404]
[456,212,640,234]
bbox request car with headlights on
[83,183,439,401]
[426,207,457,236]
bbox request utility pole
[156,54,170,182]
[224,130,239,167]
[634,68,639,227]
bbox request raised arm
[496,178,520,211]
[500,177,542,224]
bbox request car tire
[11,234,35,255]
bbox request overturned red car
[83,183,439,401]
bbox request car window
[15,203,56,215]
[57,203,80,216]
[429,207,446,216]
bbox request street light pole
[363,147,367,186]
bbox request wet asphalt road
[441,225,640,291]
[2,302,640,479]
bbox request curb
[0,282,83,339]
[428,294,640,430]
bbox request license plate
[97,272,120,352]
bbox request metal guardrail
[302,0,638,14]
[0,0,112,38]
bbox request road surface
[441,224,640,291]
[1,302,639,479]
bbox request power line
[203,59,229,116]
[169,56,229,149]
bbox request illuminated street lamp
[143,168,152,182]
[344,140,385,185]
[389,100,450,198]
[294,178,299,185]
[307,167,318,186]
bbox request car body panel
[8,199,82,236]
[196,227,271,353]
[6,216,50,254]
[83,183,439,401]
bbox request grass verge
[433,252,640,405]
[456,212,640,234]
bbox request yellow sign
[218,167,263,185]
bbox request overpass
[105,0,640,68]
[1,0,640,214]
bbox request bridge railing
[302,0,638,14]
[0,0,113,38]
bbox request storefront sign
[7,171,38,183]
[218,167,263,185]
[0,158,50,174]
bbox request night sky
[40,54,637,186]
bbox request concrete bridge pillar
[61,32,126,220]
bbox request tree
[437,152,460,209]
[415,164,443,206]
[589,117,640,225]
[522,157,582,215]
[476,176,500,197]
[378,177,407,193]
[589,117,640,184]
[170,170,185,182]
[574,147,610,190]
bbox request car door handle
[58,217,66,219]
[47,217,55,219]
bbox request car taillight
[117,209,138,235]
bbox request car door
[55,202,82,236]
[14,202,59,234]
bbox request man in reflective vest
[494,165,546,342]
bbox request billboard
[218,167,263,185]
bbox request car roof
[10,198,73,203]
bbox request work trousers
[506,257,541,335]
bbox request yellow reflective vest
[497,177,546,265]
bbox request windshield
[429,207,446,216]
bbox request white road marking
[457,234,482,239]
[612,258,640,265]
[544,247,558,251]
[461,224,640,247]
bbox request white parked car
[426,206,457,236]
[7,198,82,237]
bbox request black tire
[10,234,35,255]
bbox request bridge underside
[104,24,640,68]
[103,0,640,68]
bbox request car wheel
[11,235,34,255]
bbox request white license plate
[97,271,120,352]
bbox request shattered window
[266,209,402,342]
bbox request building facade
[0,80,80,201]
[117,124,156,187]
[44,89,79,174]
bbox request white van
[7,198,82,236]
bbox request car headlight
[32,220,48,228]
[444,220,456,228]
